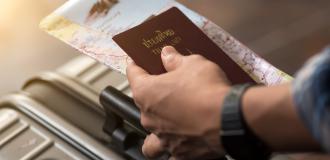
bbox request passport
[113,7,254,84]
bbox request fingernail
[161,46,176,57]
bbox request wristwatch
[220,84,271,160]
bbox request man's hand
[127,46,230,160]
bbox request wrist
[241,84,320,151]
[202,84,231,154]
[220,84,271,160]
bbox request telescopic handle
[100,86,148,135]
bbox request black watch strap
[220,84,271,160]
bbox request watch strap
[221,84,271,160]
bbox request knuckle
[132,94,143,107]
[141,115,155,131]
[131,78,159,114]
[131,83,146,101]
[189,54,203,61]
[203,61,218,69]
[168,55,183,68]
[131,87,142,101]
[142,105,152,114]
[140,116,149,127]
[140,102,155,116]
[165,58,176,68]
[132,89,153,113]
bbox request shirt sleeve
[293,46,330,152]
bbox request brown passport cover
[113,7,254,84]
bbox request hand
[127,46,231,160]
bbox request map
[40,0,293,86]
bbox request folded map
[40,0,293,86]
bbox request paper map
[40,0,293,86]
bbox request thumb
[161,46,183,72]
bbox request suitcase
[20,56,147,160]
[0,55,295,160]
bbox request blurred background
[0,0,330,96]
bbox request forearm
[241,83,320,152]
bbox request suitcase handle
[100,86,148,135]
[100,86,227,160]
[100,86,169,160]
